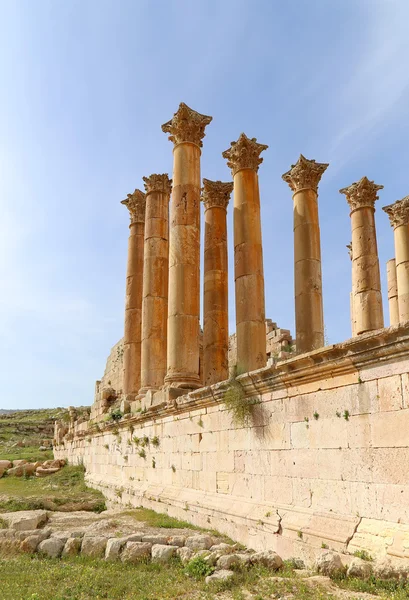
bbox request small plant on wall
[223,368,261,427]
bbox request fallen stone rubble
[0,458,65,478]
[1,512,409,584]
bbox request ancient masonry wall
[55,324,409,564]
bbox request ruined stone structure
[55,102,409,565]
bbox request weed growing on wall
[223,374,261,427]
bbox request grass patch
[0,466,106,513]
[120,507,202,530]
[333,573,409,598]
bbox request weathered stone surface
[38,538,65,558]
[36,467,60,477]
[20,535,42,553]
[315,552,344,576]
[210,542,235,556]
[0,460,12,470]
[5,510,48,531]
[347,557,373,579]
[151,544,178,563]
[0,467,6,478]
[121,541,152,563]
[81,536,107,558]
[62,537,82,557]
[105,538,125,561]
[373,558,400,580]
[205,569,234,584]
[167,535,185,547]
[141,534,169,545]
[12,460,28,467]
[176,546,194,564]
[216,554,241,570]
[7,463,36,477]
[251,550,283,570]
[185,535,213,551]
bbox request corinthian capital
[282,154,329,193]
[222,133,268,176]
[383,196,409,228]
[340,177,383,212]
[201,178,233,211]
[121,189,146,224]
[161,102,212,147]
[143,173,172,196]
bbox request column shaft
[140,175,171,392]
[350,206,384,333]
[166,142,201,387]
[293,188,324,351]
[123,222,144,396]
[387,258,399,326]
[234,169,266,373]
[394,224,409,321]
[202,179,232,386]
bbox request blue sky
[1,0,409,409]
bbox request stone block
[121,541,152,563]
[264,476,293,505]
[371,409,409,447]
[151,544,178,563]
[81,536,107,558]
[378,375,403,412]
[62,537,82,557]
[38,538,65,558]
[185,535,213,551]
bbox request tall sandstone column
[121,190,146,398]
[282,155,328,353]
[140,174,172,394]
[162,103,212,388]
[383,197,409,322]
[340,177,384,334]
[202,179,233,386]
[223,133,268,375]
[386,258,399,326]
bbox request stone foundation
[56,323,409,563]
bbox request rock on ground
[121,542,152,563]
[168,535,185,547]
[217,554,241,570]
[205,569,235,584]
[20,535,42,553]
[62,537,82,557]
[105,538,125,561]
[251,550,283,570]
[347,557,373,579]
[38,538,65,558]
[141,534,169,545]
[176,546,194,564]
[185,535,213,551]
[5,510,48,531]
[151,544,179,563]
[315,551,344,576]
[0,460,12,470]
[81,536,107,558]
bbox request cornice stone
[201,178,233,211]
[340,177,383,212]
[161,102,212,148]
[282,154,329,193]
[222,133,268,176]
[143,173,172,196]
[121,189,146,224]
[383,196,409,229]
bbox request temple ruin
[55,103,409,564]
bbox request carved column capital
[161,102,212,147]
[282,154,329,193]
[383,196,409,228]
[143,173,172,196]
[340,177,383,212]
[201,178,233,211]
[121,189,146,224]
[222,133,268,176]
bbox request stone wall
[56,324,409,564]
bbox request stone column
[340,177,384,334]
[139,174,172,394]
[383,197,409,322]
[121,190,146,398]
[282,155,328,353]
[202,178,233,386]
[223,133,268,374]
[386,258,399,326]
[347,243,357,336]
[162,103,212,388]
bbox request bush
[111,409,123,422]
[185,556,214,579]
[223,377,260,427]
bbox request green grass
[0,556,339,600]
[0,466,106,513]
[333,573,409,599]
[120,507,203,530]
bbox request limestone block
[81,537,107,558]
[371,409,409,447]
[378,375,403,412]
[185,535,213,551]
[38,538,65,558]
[141,534,169,545]
[205,569,234,584]
[402,373,409,409]
[168,535,185,547]
[105,538,125,560]
[251,550,283,570]
[5,510,48,531]
[176,546,194,563]
[264,476,293,505]
[20,535,42,553]
[0,460,12,470]
[151,544,178,563]
[347,557,373,578]
[315,552,344,576]
[121,541,152,563]
[62,537,82,557]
